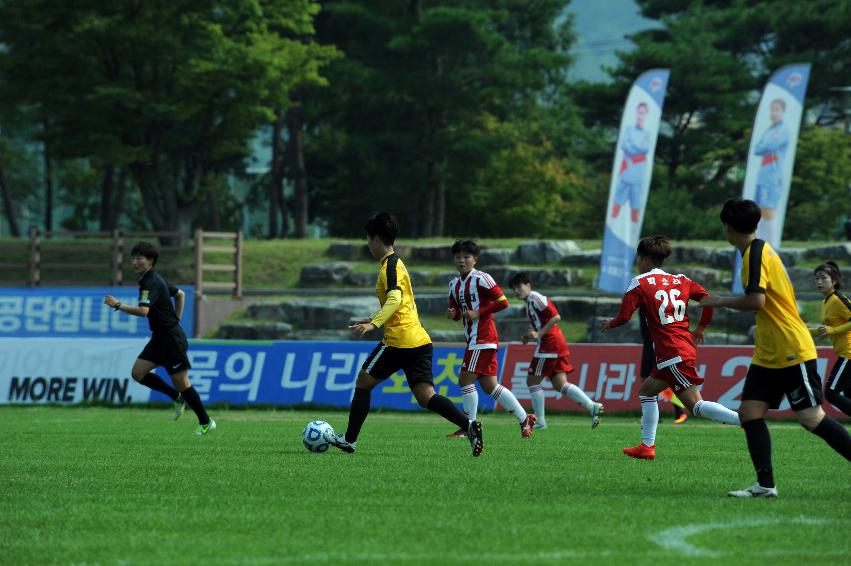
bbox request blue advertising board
[153,340,499,411]
[0,287,195,338]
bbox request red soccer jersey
[449,269,508,350]
[525,291,570,358]
[608,268,711,368]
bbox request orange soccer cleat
[520,414,537,438]
[674,413,689,425]
[623,443,656,460]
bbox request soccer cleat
[727,483,778,498]
[591,403,604,429]
[467,420,483,457]
[623,443,655,460]
[172,394,186,421]
[193,419,216,436]
[325,432,357,454]
[674,413,689,425]
[533,421,548,430]
[447,428,467,438]
[520,414,537,438]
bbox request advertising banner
[598,69,670,293]
[732,63,811,292]
[499,343,846,419]
[0,339,497,412]
[0,286,195,338]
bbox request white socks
[693,400,740,425]
[640,395,659,446]
[529,384,546,425]
[562,383,595,412]
[461,384,478,421]
[491,384,528,423]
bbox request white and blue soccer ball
[302,420,334,453]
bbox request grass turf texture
[1,407,848,565]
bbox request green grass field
[1,407,848,565]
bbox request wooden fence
[5,228,242,299]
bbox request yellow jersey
[741,239,816,368]
[373,252,431,348]
[820,291,851,359]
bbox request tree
[0,0,337,237]
[576,0,851,239]
[308,0,576,237]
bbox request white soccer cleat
[193,419,216,436]
[727,483,778,498]
[533,421,548,430]
[591,403,604,429]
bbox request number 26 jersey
[608,268,710,369]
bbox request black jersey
[138,269,180,333]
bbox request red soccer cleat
[520,414,537,438]
[447,428,467,438]
[623,443,656,460]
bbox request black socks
[427,394,470,431]
[742,419,774,488]
[140,373,179,401]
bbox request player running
[702,199,851,497]
[103,242,215,435]
[446,240,536,438]
[601,235,739,460]
[325,212,483,457]
[509,272,603,429]
[809,261,851,417]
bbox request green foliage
[0,0,337,233]
[785,126,851,241]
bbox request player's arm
[104,295,149,317]
[352,259,402,337]
[464,283,508,321]
[530,314,561,341]
[447,293,462,321]
[601,286,640,332]
[173,289,185,320]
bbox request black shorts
[742,360,824,411]
[827,356,851,394]
[361,342,434,386]
[139,326,192,375]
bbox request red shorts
[461,348,499,377]
[527,356,574,379]
[654,359,704,394]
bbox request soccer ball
[302,420,334,453]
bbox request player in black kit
[104,242,215,435]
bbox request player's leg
[611,180,628,218]
[825,357,851,417]
[411,382,482,458]
[624,376,667,459]
[729,364,777,497]
[163,328,208,429]
[478,367,536,437]
[676,386,739,426]
[169,369,214,434]
[527,364,547,428]
[551,360,603,427]
[131,354,180,402]
[790,361,851,462]
[459,351,480,421]
[329,343,391,452]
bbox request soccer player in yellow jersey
[809,261,851,417]
[702,199,851,497]
[325,212,483,457]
